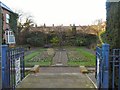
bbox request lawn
[25,57,52,67]
[67,47,96,67]
[24,48,54,67]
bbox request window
[6,14,10,24]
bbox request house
[0,1,17,45]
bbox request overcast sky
[1,0,106,26]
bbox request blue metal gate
[2,45,25,89]
[96,44,109,89]
[109,49,120,89]
[96,44,120,89]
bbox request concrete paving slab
[17,73,96,88]
[52,50,68,66]
[39,67,80,73]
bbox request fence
[96,44,120,89]
[109,49,120,89]
[96,44,109,89]
[2,45,25,89]
[0,45,1,90]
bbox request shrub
[75,33,97,47]
[26,31,45,47]
[105,2,120,49]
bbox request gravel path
[52,50,68,66]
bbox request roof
[0,1,13,13]
[107,0,120,2]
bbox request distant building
[0,1,13,31]
[0,1,17,45]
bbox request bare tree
[15,10,34,44]
[91,19,105,44]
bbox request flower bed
[67,47,95,66]
[25,48,55,67]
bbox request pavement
[39,67,80,73]
[16,48,97,89]
[17,73,95,88]
[52,49,68,66]
[87,73,97,88]
[16,67,96,89]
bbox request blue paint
[2,45,25,89]
[2,45,10,89]
[102,44,109,89]
[96,44,109,89]
[96,44,120,89]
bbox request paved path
[39,67,80,73]
[87,73,97,88]
[52,49,68,66]
[17,67,96,88]
[16,48,96,89]
[17,73,95,88]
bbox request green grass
[25,61,51,67]
[24,48,52,67]
[76,47,95,60]
[68,47,95,66]
[25,57,52,67]
[24,51,40,61]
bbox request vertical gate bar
[12,49,16,89]
[112,50,115,89]
[20,48,22,80]
[101,45,103,88]
[0,4,2,90]
[20,48,22,79]
[22,48,25,79]
[100,48,102,88]
[7,50,11,89]
[7,49,10,89]
[118,50,120,90]
[10,50,12,89]
[15,48,17,86]
[96,47,102,89]
[2,45,9,89]
[100,46,103,88]
[11,50,14,89]
[102,44,109,89]
[96,47,100,88]
[100,48,102,89]
[96,49,98,87]
[95,49,97,79]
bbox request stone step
[80,66,89,73]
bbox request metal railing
[2,45,25,89]
[109,49,120,90]
[96,44,109,89]
[96,44,120,89]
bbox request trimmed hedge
[105,2,120,49]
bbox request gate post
[102,44,109,89]
[2,45,10,89]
